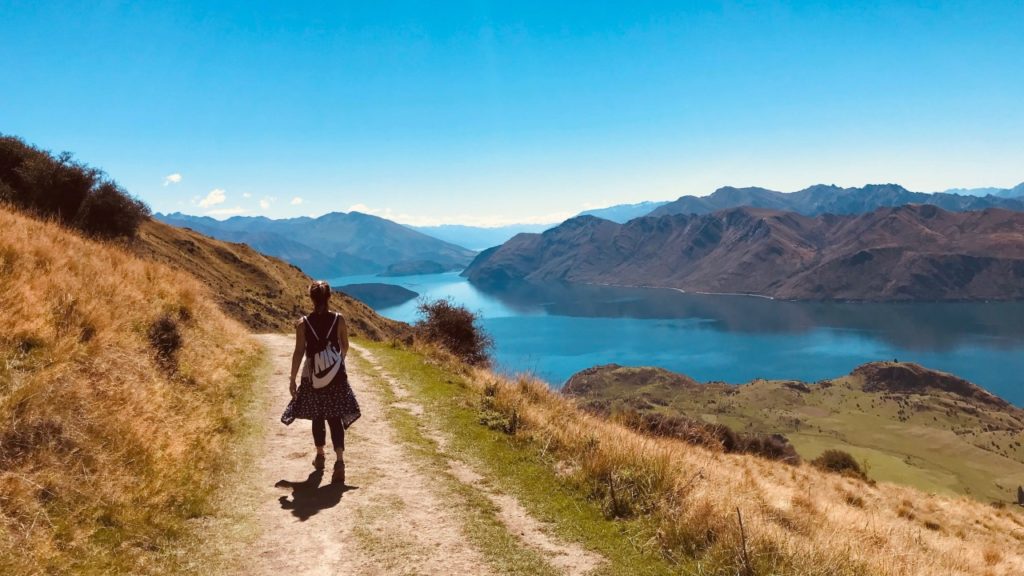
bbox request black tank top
[303,311,341,359]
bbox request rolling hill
[463,204,1024,301]
[563,361,1024,502]
[649,183,1024,218]
[156,211,477,278]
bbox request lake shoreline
[329,271,1024,405]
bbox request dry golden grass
[0,206,263,574]
[414,343,1024,575]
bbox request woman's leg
[312,418,327,454]
[327,418,345,484]
[326,417,344,455]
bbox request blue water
[331,272,1024,405]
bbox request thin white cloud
[163,173,183,186]
[197,188,226,208]
[259,197,272,210]
[204,206,247,217]
[242,192,252,198]
[345,203,569,228]
[290,196,303,205]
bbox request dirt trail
[238,334,602,576]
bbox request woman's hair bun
[309,280,331,306]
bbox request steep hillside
[0,205,262,573]
[156,211,477,277]
[133,218,406,339]
[649,183,1024,217]
[464,205,1024,301]
[564,362,1024,502]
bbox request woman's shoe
[332,458,345,485]
[312,453,325,470]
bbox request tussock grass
[0,206,263,574]
[405,341,1024,575]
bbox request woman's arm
[290,319,305,397]
[336,314,350,359]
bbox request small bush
[415,298,493,366]
[148,314,183,371]
[75,181,150,238]
[811,449,867,480]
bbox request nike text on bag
[303,313,342,389]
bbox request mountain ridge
[156,211,477,278]
[464,204,1024,301]
[649,183,1024,218]
[578,200,671,223]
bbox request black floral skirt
[282,366,361,428]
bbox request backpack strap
[302,315,322,342]
[326,313,338,340]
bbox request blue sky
[2,1,1022,225]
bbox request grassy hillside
[0,205,266,574]
[563,362,1024,503]
[132,218,407,339]
[367,341,1024,575]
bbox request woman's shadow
[276,471,356,521]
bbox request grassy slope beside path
[0,207,269,575]
[354,340,681,576]
[355,341,1024,576]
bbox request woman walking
[288,281,361,484]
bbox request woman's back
[303,310,341,357]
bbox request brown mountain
[463,204,1024,301]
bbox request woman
[288,281,361,484]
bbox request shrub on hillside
[148,314,183,371]
[811,449,867,480]
[75,181,149,238]
[415,297,493,366]
[0,135,149,237]
[613,409,801,464]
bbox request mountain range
[648,183,1024,218]
[940,183,1024,198]
[156,211,477,278]
[463,204,1024,301]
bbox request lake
[330,272,1024,406]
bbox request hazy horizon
[3,2,1022,226]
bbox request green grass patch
[353,340,677,576]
